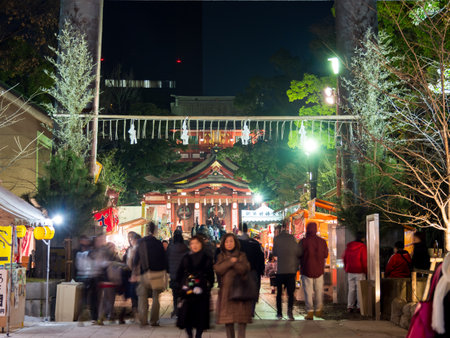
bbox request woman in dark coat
[176,235,214,338]
[214,233,253,338]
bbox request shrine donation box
[0,268,26,330]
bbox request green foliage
[286,73,337,150]
[98,137,189,205]
[35,149,107,237]
[98,150,127,194]
[42,20,95,158]
[0,0,59,102]
[219,141,306,207]
[378,0,450,62]
[218,140,338,208]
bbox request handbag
[228,271,258,302]
[406,263,443,338]
[141,269,167,291]
[140,240,167,291]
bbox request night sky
[102,1,334,97]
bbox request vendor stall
[241,204,283,228]
[0,186,51,331]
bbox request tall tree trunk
[335,0,378,204]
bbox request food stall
[242,204,283,257]
[0,186,51,330]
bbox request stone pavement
[11,278,407,338]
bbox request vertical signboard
[366,214,380,320]
[0,227,12,265]
[0,269,7,316]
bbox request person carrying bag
[214,233,254,338]
[134,222,166,327]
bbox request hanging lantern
[34,227,45,240]
[43,226,55,240]
[16,225,27,238]
[33,226,55,240]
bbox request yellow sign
[0,226,12,265]
[94,161,103,183]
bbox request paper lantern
[16,225,27,238]
[33,226,55,240]
[34,227,45,240]
[44,226,55,240]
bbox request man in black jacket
[239,223,265,317]
[134,222,166,326]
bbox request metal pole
[44,239,50,321]
[90,0,104,177]
[6,224,15,337]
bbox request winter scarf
[432,253,450,334]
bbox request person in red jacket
[343,232,367,313]
[385,241,412,278]
[298,222,328,320]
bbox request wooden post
[411,271,417,302]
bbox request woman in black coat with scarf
[176,235,214,338]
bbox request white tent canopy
[0,186,50,225]
[241,204,282,223]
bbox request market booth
[0,186,51,330]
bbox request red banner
[93,207,119,232]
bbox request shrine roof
[144,154,249,191]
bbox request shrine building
[142,151,252,233]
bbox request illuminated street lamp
[324,87,336,105]
[52,214,63,225]
[253,193,263,204]
[326,56,342,199]
[328,57,340,75]
[303,137,320,200]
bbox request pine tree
[42,19,95,158]
[35,149,106,237]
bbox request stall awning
[241,204,283,223]
[0,186,49,225]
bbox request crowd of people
[73,219,449,338]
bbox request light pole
[325,57,342,199]
[303,137,319,200]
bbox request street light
[327,57,342,199]
[328,57,339,75]
[52,214,63,225]
[324,87,336,105]
[303,137,320,200]
[304,137,319,156]
[253,193,263,204]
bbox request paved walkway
[11,279,407,338]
